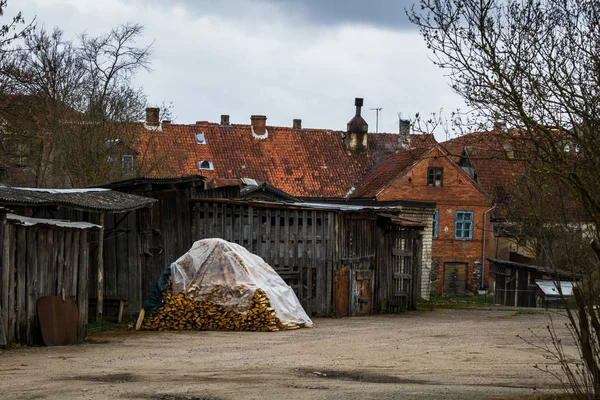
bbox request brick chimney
[145,107,160,126]
[293,119,302,130]
[251,115,268,139]
[398,119,411,151]
[221,115,230,126]
[494,121,507,132]
[345,98,368,152]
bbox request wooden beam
[96,213,105,322]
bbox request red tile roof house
[135,102,436,199]
[133,99,440,300]
[441,131,536,278]
[348,143,494,296]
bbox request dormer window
[427,167,443,187]
[122,155,134,175]
[195,132,206,144]
[198,160,214,170]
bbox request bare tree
[0,23,173,187]
[0,1,34,53]
[409,0,600,396]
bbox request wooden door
[353,269,371,316]
[391,234,413,310]
[335,266,350,318]
[443,263,467,296]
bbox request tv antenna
[370,107,383,133]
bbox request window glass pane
[455,211,474,239]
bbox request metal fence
[494,288,573,309]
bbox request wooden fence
[193,201,337,316]
[0,218,90,346]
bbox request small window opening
[198,160,214,170]
[195,132,206,144]
[122,155,134,175]
[427,167,443,187]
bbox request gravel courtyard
[0,309,574,400]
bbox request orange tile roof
[441,132,525,199]
[349,147,431,198]
[135,122,435,198]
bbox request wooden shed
[99,176,301,303]
[0,209,99,347]
[0,186,157,321]
[490,258,578,307]
[191,198,434,317]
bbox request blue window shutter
[432,210,438,239]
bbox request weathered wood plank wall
[192,201,339,316]
[0,222,90,347]
[88,211,141,319]
[375,224,421,312]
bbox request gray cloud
[151,0,419,30]
[265,0,418,29]
[18,0,466,141]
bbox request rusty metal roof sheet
[0,186,157,212]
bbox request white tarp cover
[170,238,313,327]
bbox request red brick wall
[376,148,493,295]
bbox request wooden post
[96,213,105,322]
[118,300,126,323]
[0,312,5,346]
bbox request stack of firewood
[140,279,303,331]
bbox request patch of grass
[417,293,495,310]
[87,320,130,334]
[514,309,545,316]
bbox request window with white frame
[198,160,214,170]
[195,132,206,144]
[455,211,474,239]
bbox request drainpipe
[482,204,497,289]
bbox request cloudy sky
[17,0,466,140]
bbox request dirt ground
[0,308,576,400]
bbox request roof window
[198,160,214,170]
[195,132,206,144]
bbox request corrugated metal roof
[98,175,205,189]
[192,198,433,213]
[536,280,575,296]
[0,186,157,212]
[487,258,579,279]
[7,213,100,230]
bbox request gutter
[482,204,497,289]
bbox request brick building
[349,145,493,295]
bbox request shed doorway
[443,263,467,296]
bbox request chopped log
[140,279,304,332]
